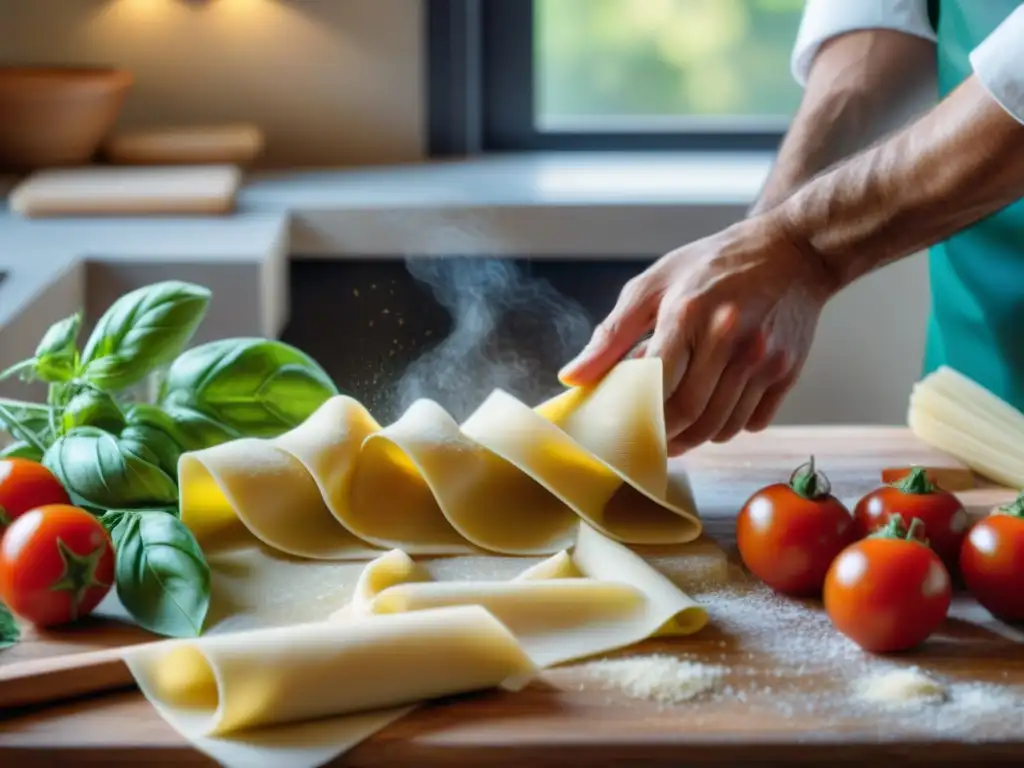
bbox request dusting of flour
[560,559,1024,739]
[575,655,726,705]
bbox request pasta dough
[124,359,713,767]
[123,523,710,768]
[909,366,1024,488]
[178,358,702,559]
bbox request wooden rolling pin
[0,645,143,710]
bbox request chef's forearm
[751,30,936,216]
[778,75,1024,291]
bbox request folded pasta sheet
[124,605,537,768]
[336,521,708,666]
[909,365,1024,488]
[124,523,710,768]
[178,358,702,559]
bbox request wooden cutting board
[7,164,242,217]
[1,426,1022,765]
[102,124,264,166]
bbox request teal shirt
[923,1,1024,407]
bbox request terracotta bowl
[0,66,133,171]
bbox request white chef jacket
[791,0,1024,125]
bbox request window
[427,0,806,154]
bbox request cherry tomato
[736,457,857,597]
[960,497,1024,622]
[0,504,114,627]
[824,516,951,653]
[0,458,71,535]
[880,466,973,492]
[854,466,968,572]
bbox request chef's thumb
[558,295,653,387]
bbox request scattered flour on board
[561,559,1024,738]
[574,655,726,705]
[854,667,948,707]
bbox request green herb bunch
[0,281,338,638]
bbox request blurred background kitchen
[0,0,932,425]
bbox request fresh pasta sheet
[122,523,710,768]
[117,358,713,767]
[177,358,702,559]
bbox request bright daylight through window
[534,0,804,133]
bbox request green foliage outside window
[536,0,805,124]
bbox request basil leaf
[42,427,178,511]
[0,600,18,650]
[34,312,81,383]
[0,402,50,456]
[162,403,237,450]
[109,510,210,638]
[125,404,190,446]
[124,401,228,457]
[80,281,211,392]
[160,338,337,438]
[120,425,182,481]
[0,440,44,461]
[61,389,127,435]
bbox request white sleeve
[969,5,1024,126]
[791,0,937,87]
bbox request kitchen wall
[0,0,424,167]
[0,0,931,426]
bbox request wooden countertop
[2,425,1023,766]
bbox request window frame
[426,0,793,157]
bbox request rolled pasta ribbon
[124,524,712,768]
[336,522,709,667]
[124,605,537,767]
[178,358,702,560]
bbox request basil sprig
[0,280,339,638]
[80,281,211,392]
[0,601,18,650]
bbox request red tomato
[960,499,1024,622]
[824,516,951,653]
[0,458,71,535]
[0,504,114,627]
[853,466,968,571]
[736,457,857,597]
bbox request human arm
[559,6,1024,454]
[752,0,939,215]
[751,30,936,215]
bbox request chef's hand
[558,216,836,455]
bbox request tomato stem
[49,537,111,622]
[870,514,931,545]
[996,492,1024,519]
[892,466,936,495]
[788,455,832,500]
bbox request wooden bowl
[0,66,133,171]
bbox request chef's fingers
[663,303,740,442]
[559,274,659,386]
[711,349,790,444]
[746,366,800,432]
[627,339,649,359]
[645,295,699,401]
[669,332,767,453]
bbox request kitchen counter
[2,426,1023,766]
[0,152,769,399]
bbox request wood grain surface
[2,425,1023,766]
